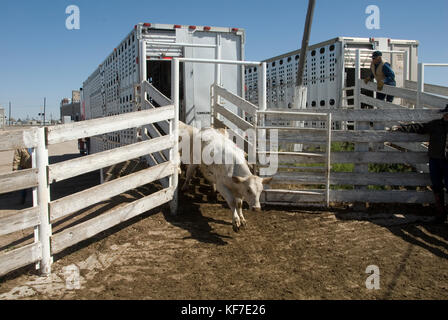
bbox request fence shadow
[334,207,448,260]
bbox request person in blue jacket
[364,50,396,102]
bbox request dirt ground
[0,139,447,300]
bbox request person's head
[443,113,448,121]
[372,51,382,64]
[440,105,448,121]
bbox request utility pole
[43,97,46,125]
[9,102,11,126]
[293,0,316,108]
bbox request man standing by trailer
[364,50,396,102]
[392,105,448,224]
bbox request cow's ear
[232,176,247,184]
[262,177,273,185]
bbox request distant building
[60,90,81,122]
[72,90,80,103]
[0,107,4,128]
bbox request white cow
[179,121,272,232]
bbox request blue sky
[0,0,447,120]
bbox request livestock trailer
[244,37,419,127]
[81,22,245,154]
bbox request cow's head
[232,175,273,211]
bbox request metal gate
[256,110,332,207]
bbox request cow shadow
[162,173,232,246]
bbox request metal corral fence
[210,57,448,207]
[0,80,179,277]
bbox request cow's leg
[236,198,247,228]
[181,164,197,191]
[216,183,240,232]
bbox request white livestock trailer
[81,22,245,156]
[244,36,419,127]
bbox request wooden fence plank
[421,92,448,109]
[360,80,448,109]
[48,135,174,183]
[273,130,427,143]
[143,123,170,161]
[47,106,174,145]
[273,151,429,164]
[0,128,39,150]
[264,106,442,122]
[263,189,325,203]
[359,95,403,110]
[213,118,254,154]
[50,162,175,221]
[330,190,433,203]
[0,168,38,194]
[51,187,174,254]
[142,99,170,134]
[0,207,40,236]
[259,110,328,122]
[213,85,258,115]
[0,242,42,277]
[142,81,172,107]
[270,171,430,186]
[263,189,433,204]
[267,107,441,123]
[215,104,254,131]
[360,80,418,101]
[405,80,448,97]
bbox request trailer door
[183,31,243,128]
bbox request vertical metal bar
[354,49,368,209]
[210,84,215,128]
[354,49,361,109]
[139,40,147,82]
[31,146,40,270]
[326,113,332,207]
[170,58,179,215]
[258,62,267,156]
[257,62,267,203]
[36,127,51,275]
[215,34,222,86]
[416,63,424,108]
[258,62,267,119]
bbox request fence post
[215,34,222,87]
[354,49,361,109]
[325,113,332,207]
[416,63,424,108]
[36,127,52,275]
[354,49,369,210]
[256,62,267,169]
[258,62,267,202]
[170,58,179,215]
[139,40,147,82]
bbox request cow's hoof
[240,220,247,229]
[232,224,240,233]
